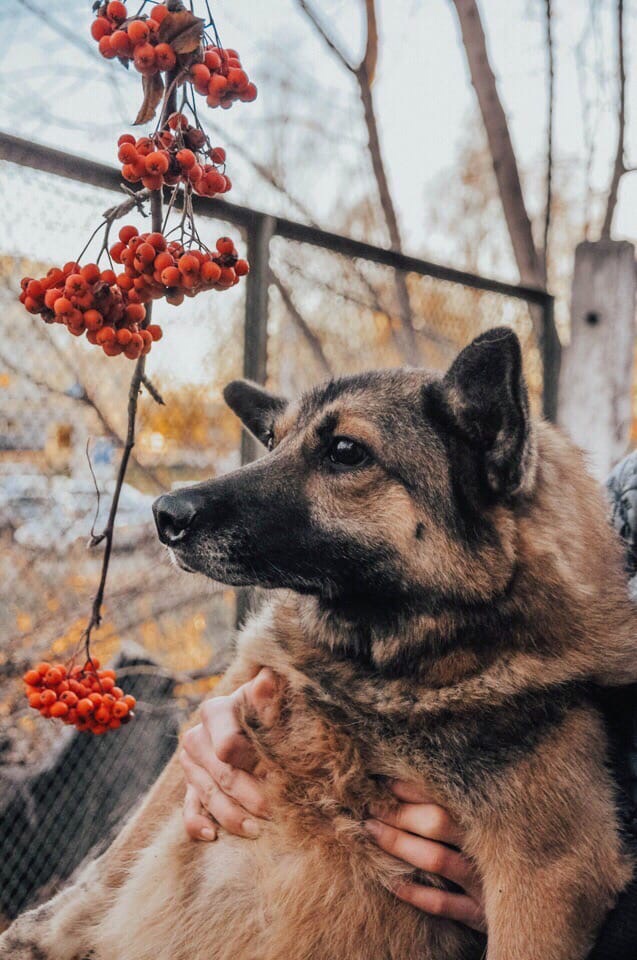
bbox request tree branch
[295,0,357,72]
[601,0,626,240]
[450,0,543,287]
[542,0,554,279]
[271,272,333,377]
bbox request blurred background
[0,0,635,927]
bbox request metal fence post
[540,296,561,423]
[236,214,275,627]
[240,214,276,465]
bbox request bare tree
[601,0,633,240]
[296,0,419,357]
[450,0,543,288]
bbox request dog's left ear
[223,379,288,447]
[435,327,537,498]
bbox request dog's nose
[153,493,199,545]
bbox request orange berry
[113,701,129,718]
[119,225,139,243]
[95,706,111,724]
[44,667,63,685]
[80,262,101,284]
[235,259,250,277]
[28,693,42,709]
[190,63,211,87]
[147,324,163,341]
[118,142,139,164]
[77,698,94,716]
[145,151,170,175]
[97,326,116,344]
[23,669,41,686]
[110,29,132,57]
[216,236,235,255]
[149,3,169,22]
[44,287,63,309]
[153,252,174,272]
[91,17,112,41]
[147,232,167,251]
[100,677,116,692]
[241,83,258,103]
[40,689,57,707]
[84,309,103,331]
[204,49,222,71]
[50,701,69,718]
[176,148,196,170]
[127,19,149,44]
[155,43,176,71]
[36,662,51,675]
[109,718,122,730]
[125,302,146,323]
[141,173,164,191]
[60,691,79,707]
[123,694,137,710]
[118,133,136,146]
[137,241,157,263]
[98,35,117,58]
[100,269,117,284]
[91,724,108,735]
[116,328,133,346]
[161,266,181,286]
[133,43,156,73]
[201,260,221,284]
[168,112,188,130]
[106,1,127,21]
[179,254,199,275]
[54,296,73,316]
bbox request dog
[2,327,635,960]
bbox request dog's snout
[153,493,199,545]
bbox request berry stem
[82,191,163,662]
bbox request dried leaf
[134,72,165,125]
[158,10,204,54]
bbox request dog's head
[153,328,536,614]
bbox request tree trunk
[450,0,543,288]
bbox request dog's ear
[432,327,537,498]
[223,379,288,447]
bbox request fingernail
[363,818,381,836]
[242,818,260,838]
[201,828,216,841]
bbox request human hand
[364,780,486,933]
[180,667,277,841]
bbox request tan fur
[2,389,635,960]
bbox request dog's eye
[328,437,371,470]
[265,431,275,451]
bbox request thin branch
[141,374,166,405]
[271,272,332,376]
[542,0,554,279]
[601,0,626,240]
[295,0,357,72]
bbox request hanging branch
[601,0,627,240]
[542,0,554,280]
[296,0,419,359]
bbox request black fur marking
[415,522,424,540]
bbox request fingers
[393,883,487,934]
[389,780,437,804]
[199,748,270,819]
[199,694,255,772]
[364,819,476,894]
[180,750,262,839]
[369,802,463,848]
[183,784,217,842]
[247,667,279,727]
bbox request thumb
[244,667,281,728]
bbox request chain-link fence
[0,136,557,926]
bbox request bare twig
[296,0,419,359]
[141,374,166,405]
[542,0,554,279]
[271,272,332,376]
[601,0,626,240]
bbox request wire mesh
[0,157,548,926]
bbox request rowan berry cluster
[111,224,249,307]
[91,2,177,74]
[23,659,136,735]
[19,261,162,360]
[191,46,257,109]
[118,117,231,198]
